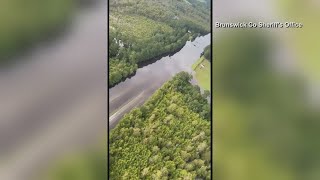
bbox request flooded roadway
[109,34,211,129]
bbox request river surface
[109,34,211,129]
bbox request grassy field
[193,56,211,91]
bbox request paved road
[0,2,107,180]
[108,34,211,130]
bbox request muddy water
[109,34,211,129]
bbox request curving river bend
[109,34,211,129]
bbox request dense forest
[109,72,211,179]
[108,0,211,86]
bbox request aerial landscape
[2,0,320,179]
[109,0,211,86]
[109,0,212,179]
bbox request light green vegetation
[193,57,210,91]
[110,72,211,179]
[278,0,320,80]
[0,0,74,62]
[110,15,174,42]
[192,56,204,70]
[192,44,211,91]
[109,0,211,86]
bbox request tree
[109,73,211,179]
[202,90,210,98]
[109,0,210,86]
[203,45,211,60]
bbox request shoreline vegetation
[192,44,211,91]
[109,0,211,87]
[108,40,188,89]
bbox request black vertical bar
[107,0,110,179]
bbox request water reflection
[109,34,211,128]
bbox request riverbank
[108,33,202,88]
[108,39,187,88]
[192,56,211,91]
[109,34,210,130]
[108,0,210,87]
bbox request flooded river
[109,34,211,129]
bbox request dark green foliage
[203,90,210,98]
[203,45,211,61]
[110,72,211,179]
[108,0,210,87]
